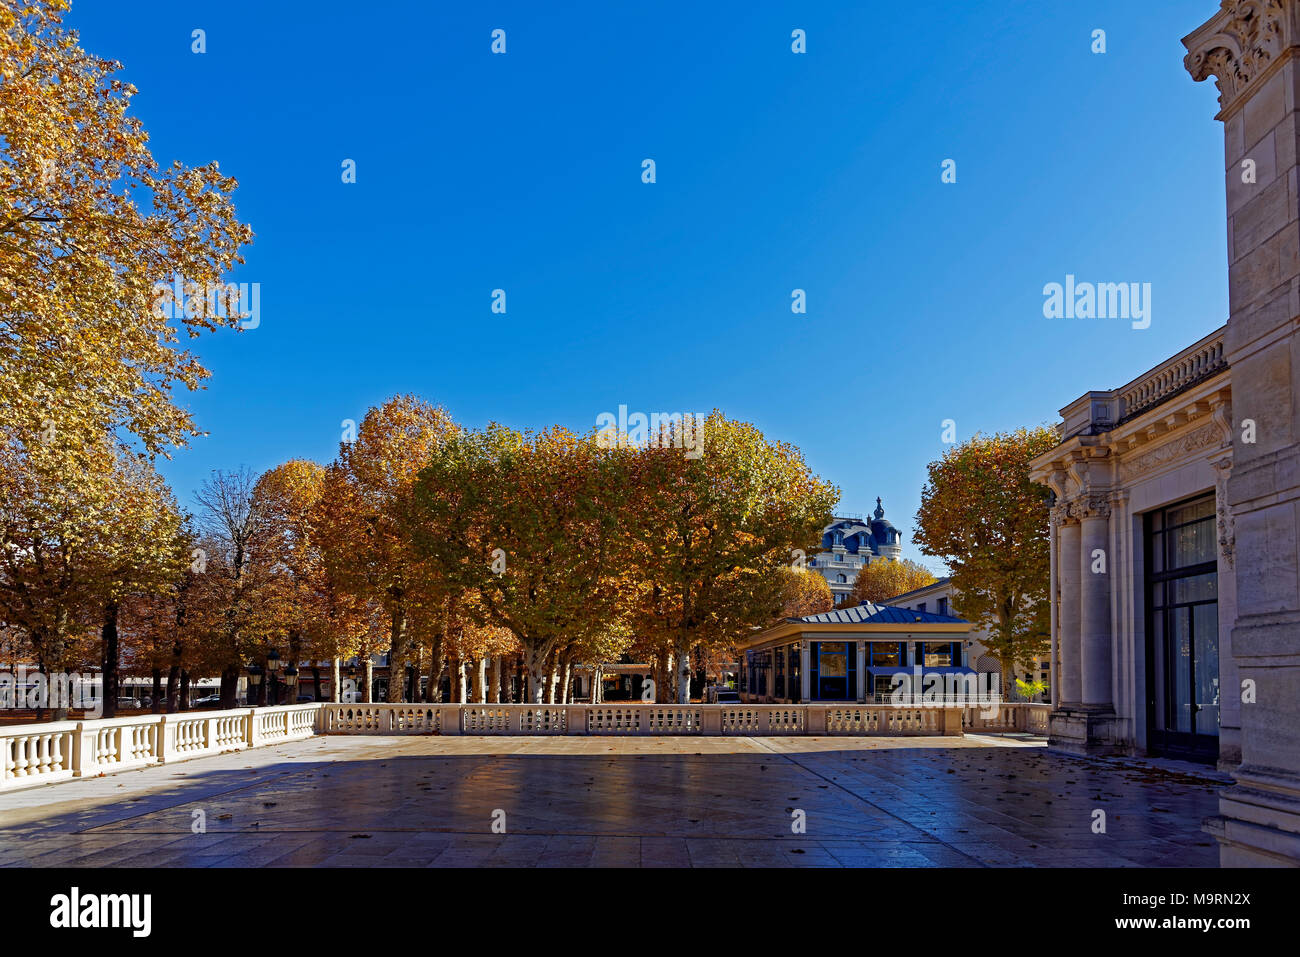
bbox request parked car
[191,694,223,706]
[713,689,741,704]
[115,697,141,710]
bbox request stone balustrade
[0,701,1051,793]
[1116,329,1226,424]
[962,702,1052,734]
[316,702,970,736]
[0,704,320,793]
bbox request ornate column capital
[1184,0,1299,118]
[1077,494,1112,521]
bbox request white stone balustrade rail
[1116,329,1226,423]
[1,701,1051,792]
[962,702,1051,734]
[0,704,319,793]
[316,702,970,736]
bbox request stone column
[1078,496,1114,709]
[799,643,811,702]
[1186,0,1300,864]
[1056,512,1083,706]
[1049,511,1060,709]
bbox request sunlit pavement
[0,734,1226,867]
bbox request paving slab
[0,734,1224,867]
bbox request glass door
[1145,496,1220,761]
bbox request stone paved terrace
[0,734,1226,867]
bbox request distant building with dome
[807,498,902,604]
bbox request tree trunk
[363,658,374,703]
[675,638,691,704]
[427,649,444,703]
[100,600,119,720]
[331,658,341,703]
[524,645,547,703]
[166,664,180,714]
[561,657,573,704]
[452,659,464,703]
[179,670,191,710]
[546,650,559,704]
[151,668,162,714]
[219,664,238,710]
[490,656,501,704]
[386,604,408,703]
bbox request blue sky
[68,0,1227,569]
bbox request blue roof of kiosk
[788,602,968,626]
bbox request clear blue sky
[67,0,1227,570]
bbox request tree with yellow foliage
[1,0,253,462]
[847,558,938,606]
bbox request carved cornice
[1184,0,1297,118]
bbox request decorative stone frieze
[1212,456,1237,568]
[1120,422,1223,480]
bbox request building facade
[736,602,973,703]
[808,499,903,604]
[1029,327,1235,768]
[1181,1,1300,865]
[884,577,1052,701]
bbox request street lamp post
[266,649,282,706]
[246,664,264,707]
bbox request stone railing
[962,702,1051,734]
[1116,328,1227,423]
[0,704,319,793]
[2,700,1040,792]
[316,702,965,736]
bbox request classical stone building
[1029,328,1235,767]
[1180,0,1300,866]
[1027,0,1300,866]
[807,500,903,603]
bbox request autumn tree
[411,424,635,703]
[0,429,185,717]
[255,459,364,700]
[848,558,938,606]
[317,396,459,703]
[623,413,838,703]
[912,426,1057,688]
[188,467,286,708]
[87,452,189,718]
[779,566,834,619]
[0,0,253,464]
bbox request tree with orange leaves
[913,427,1057,686]
[316,396,459,703]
